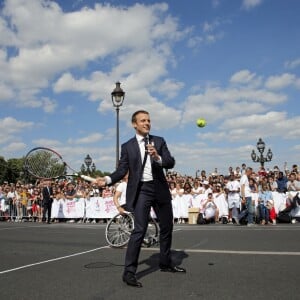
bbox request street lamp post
[80,164,86,174]
[84,154,93,174]
[251,138,273,168]
[91,163,96,175]
[111,82,125,169]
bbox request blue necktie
[144,136,149,151]
[142,137,149,169]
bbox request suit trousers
[124,181,173,275]
[42,202,52,222]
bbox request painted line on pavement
[0,246,109,275]
[142,247,300,256]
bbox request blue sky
[0,0,300,176]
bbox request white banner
[85,197,118,219]
[49,192,296,219]
[51,198,85,219]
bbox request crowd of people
[166,164,300,225]
[0,163,299,225]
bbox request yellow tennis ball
[196,118,206,128]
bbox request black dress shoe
[122,273,143,288]
[160,266,186,273]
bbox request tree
[0,155,111,183]
[0,156,8,183]
[5,158,25,184]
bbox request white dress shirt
[137,134,153,182]
[105,134,162,185]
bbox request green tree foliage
[6,158,25,183]
[0,155,110,183]
[0,156,8,183]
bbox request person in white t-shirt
[191,181,204,196]
[225,173,240,224]
[203,181,212,197]
[241,163,247,175]
[287,173,300,191]
[200,193,219,223]
[113,173,129,215]
[7,186,20,222]
[240,167,255,226]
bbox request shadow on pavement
[137,250,189,280]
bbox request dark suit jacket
[109,134,175,211]
[42,186,54,204]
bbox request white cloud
[0,117,33,136]
[265,73,300,90]
[242,0,263,10]
[212,0,221,9]
[230,69,259,85]
[32,139,62,148]
[5,142,27,152]
[285,58,300,70]
[203,21,216,33]
[206,33,223,44]
[0,1,299,175]
[0,117,33,146]
[41,97,57,113]
[181,84,287,126]
[68,133,103,144]
[188,32,224,48]
[154,78,185,99]
[63,105,74,114]
[1,0,186,114]
[53,69,183,130]
[188,18,229,49]
[0,82,14,101]
[171,141,254,175]
[197,111,300,143]
[187,36,204,48]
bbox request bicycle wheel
[105,213,134,248]
[143,218,159,247]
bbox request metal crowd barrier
[0,192,299,223]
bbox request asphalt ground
[1,221,300,300]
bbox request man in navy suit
[42,179,54,224]
[96,110,186,287]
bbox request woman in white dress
[177,183,193,224]
[172,182,184,223]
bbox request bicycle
[105,211,159,248]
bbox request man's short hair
[131,110,149,123]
